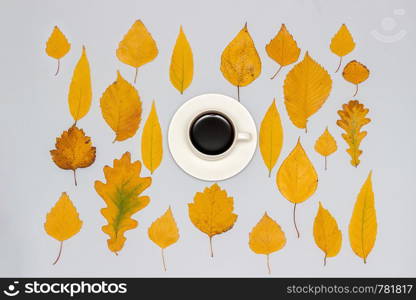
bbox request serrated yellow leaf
[283,52,332,131]
[148,207,179,271]
[95,152,151,254]
[266,24,300,79]
[259,99,283,177]
[44,192,82,264]
[188,183,238,257]
[169,26,193,94]
[349,171,377,263]
[336,100,370,167]
[141,100,162,174]
[220,23,261,101]
[249,212,286,274]
[314,127,337,170]
[276,138,318,237]
[313,202,342,266]
[45,26,71,76]
[50,125,96,186]
[116,20,158,83]
[330,24,355,72]
[100,71,142,142]
[68,46,92,122]
[342,60,370,97]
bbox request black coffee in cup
[189,112,235,155]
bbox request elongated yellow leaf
[220,23,261,101]
[170,26,193,94]
[266,24,301,79]
[349,171,377,263]
[68,46,92,122]
[313,202,342,266]
[95,152,151,254]
[342,60,370,97]
[100,71,142,142]
[276,138,318,237]
[44,192,82,264]
[314,127,337,170]
[188,183,238,257]
[336,100,370,167]
[141,101,162,174]
[148,207,180,271]
[116,20,158,83]
[259,99,283,177]
[249,212,286,274]
[45,26,71,76]
[330,24,355,72]
[283,52,332,131]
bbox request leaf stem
[293,203,300,238]
[268,169,271,178]
[325,156,327,171]
[209,236,214,258]
[324,253,327,266]
[266,254,271,275]
[52,241,63,265]
[73,169,77,186]
[237,86,240,102]
[270,65,283,80]
[335,56,342,73]
[353,84,358,97]
[134,68,138,83]
[55,59,60,76]
[161,248,167,271]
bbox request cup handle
[237,132,251,141]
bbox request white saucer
[168,94,257,181]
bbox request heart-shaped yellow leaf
[314,127,337,170]
[330,24,355,72]
[342,60,370,97]
[45,26,71,76]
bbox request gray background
[0,0,415,277]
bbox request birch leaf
[44,192,82,265]
[249,212,286,275]
[314,127,337,170]
[94,152,151,254]
[265,24,300,79]
[169,26,193,94]
[283,52,332,131]
[100,71,142,142]
[220,23,261,101]
[259,99,283,177]
[336,100,370,167]
[141,100,163,174]
[349,171,377,263]
[188,183,238,257]
[342,60,370,97]
[148,207,180,271]
[45,26,71,76]
[313,202,342,266]
[116,20,158,83]
[276,138,318,237]
[68,46,92,122]
[330,24,355,72]
[50,125,96,186]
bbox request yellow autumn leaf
[220,23,261,101]
[314,127,337,170]
[342,60,370,97]
[259,99,283,177]
[141,100,162,174]
[45,26,71,76]
[330,24,355,72]
[50,125,96,186]
[95,152,151,254]
[148,207,180,271]
[169,26,194,94]
[188,183,238,257]
[116,20,158,83]
[265,24,301,79]
[313,202,342,266]
[283,52,332,131]
[44,192,82,265]
[276,138,318,238]
[249,212,286,275]
[100,71,142,142]
[68,46,92,122]
[349,171,377,263]
[336,100,370,167]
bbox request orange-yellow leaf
[349,171,377,263]
[259,99,283,177]
[343,60,370,96]
[170,26,193,94]
[265,24,300,79]
[45,26,70,75]
[330,24,355,72]
[283,52,332,130]
[313,202,342,266]
[100,71,142,142]
[94,152,151,254]
[314,127,337,170]
[336,100,370,167]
